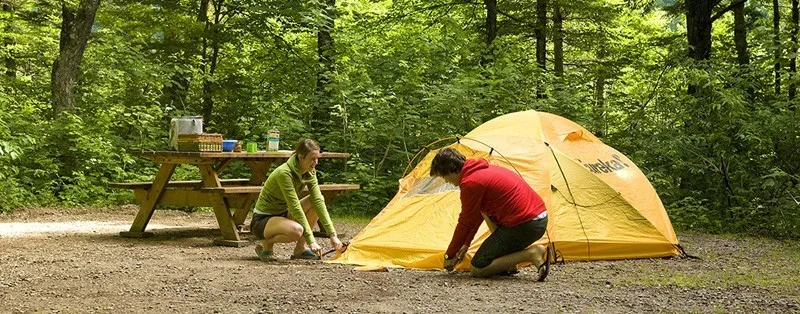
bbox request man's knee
[470,259,492,278]
[471,256,491,270]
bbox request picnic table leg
[214,158,233,174]
[231,160,273,230]
[244,160,273,184]
[313,190,345,238]
[120,163,177,238]
[232,193,258,227]
[321,191,340,206]
[199,164,248,247]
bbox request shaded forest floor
[2,206,799,313]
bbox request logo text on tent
[583,154,630,174]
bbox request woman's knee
[264,218,303,241]
[278,221,303,240]
[291,224,303,238]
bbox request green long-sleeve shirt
[254,153,336,245]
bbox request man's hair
[430,147,466,176]
[294,139,321,158]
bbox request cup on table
[246,142,258,153]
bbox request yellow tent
[333,110,680,271]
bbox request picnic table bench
[109,150,359,247]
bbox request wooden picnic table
[110,150,358,247]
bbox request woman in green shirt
[251,139,343,261]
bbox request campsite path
[1,206,798,313]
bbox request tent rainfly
[333,110,681,271]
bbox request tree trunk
[733,2,749,66]
[159,31,191,109]
[594,47,606,137]
[535,0,547,98]
[201,0,220,125]
[160,0,204,109]
[790,0,798,106]
[774,0,782,96]
[733,1,754,100]
[199,0,209,115]
[480,0,497,66]
[685,0,713,95]
[198,0,209,21]
[685,0,713,61]
[312,0,336,137]
[2,1,16,78]
[553,2,563,78]
[51,0,101,115]
[160,57,191,108]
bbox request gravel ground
[1,206,799,313]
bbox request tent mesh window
[402,176,458,198]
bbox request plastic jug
[267,128,280,151]
[169,116,203,150]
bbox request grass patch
[331,213,373,225]
[621,265,800,288]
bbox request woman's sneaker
[254,244,277,262]
[290,248,321,260]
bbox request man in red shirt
[430,147,550,280]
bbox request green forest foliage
[1,0,798,237]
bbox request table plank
[133,150,350,159]
[133,189,253,208]
[109,178,251,190]
[203,184,360,194]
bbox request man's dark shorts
[471,216,548,269]
[250,211,288,239]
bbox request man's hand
[443,256,458,271]
[444,245,469,272]
[456,245,468,261]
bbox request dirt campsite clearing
[1,206,799,313]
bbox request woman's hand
[309,242,322,257]
[329,235,344,251]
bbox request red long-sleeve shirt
[445,159,547,257]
